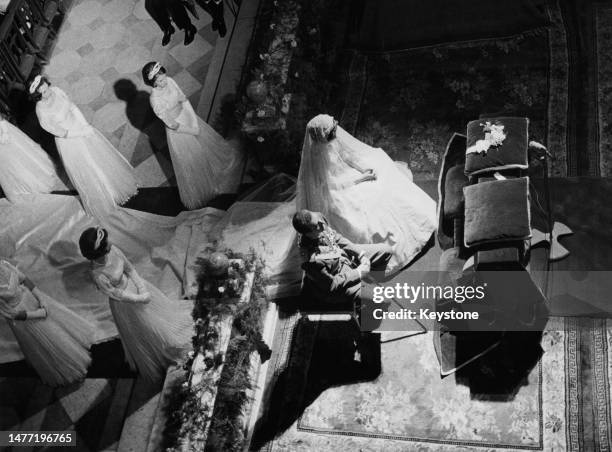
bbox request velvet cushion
[464,177,531,247]
[443,164,469,219]
[465,117,529,176]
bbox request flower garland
[164,247,268,452]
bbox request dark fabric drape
[355,0,551,52]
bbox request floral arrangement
[239,0,300,139]
[197,250,248,300]
[234,0,348,174]
[163,247,268,452]
[466,121,507,155]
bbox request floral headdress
[307,114,338,143]
[147,62,162,81]
[28,75,43,94]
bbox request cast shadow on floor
[250,318,381,450]
[454,330,544,400]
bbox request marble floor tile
[70,75,106,104]
[67,0,104,27]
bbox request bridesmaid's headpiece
[79,227,109,261]
[148,62,162,81]
[28,75,43,94]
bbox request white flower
[290,39,297,48]
[256,110,266,118]
[466,122,506,155]
[187,351,195,358]
[218,286,225,293]
[484,122,506,147]
[257,136,265,142]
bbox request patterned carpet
[596,3,612,177]
[341,0,568,180]
[41,0,221,188]
[253,315,611,451]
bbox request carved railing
[0,0,62,117]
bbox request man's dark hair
[292,210,315,234]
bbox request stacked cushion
[463,177,531,248]
[465,117,529,176]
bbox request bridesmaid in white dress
[29,74,138,221]
[79,227,192,382]
[296,114,438,273]
[0,259,93,386]
[142,61,243,209]
[0,113,58,202]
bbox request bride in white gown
[79,227,193,382]
[30,75,138,221]
[143,61,243,209]
[0,114,57,202]
[296,114,437,273]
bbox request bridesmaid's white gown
[0,119,57,202]
[92,245,192,382]
[150,77,242,209]
[0,260,93,386]
[35,87,138,221]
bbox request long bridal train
[0,193,223,364]
[296,114,438,273]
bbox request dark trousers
[196,0,226,34]
[146,0,192,31]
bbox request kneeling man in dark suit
[292,209,392,308]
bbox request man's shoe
[162,26,175,46]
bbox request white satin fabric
[35,87,138,221]
[296,115,438,273]
[92,246,192,382]
[0,260,93,386]
[0,193,223,363]
[0,119,58,202]
[150,77,243,209]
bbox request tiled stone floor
[44,0,222,188]
[0,2,257,450]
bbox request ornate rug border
[595,3,612,177]
[295,333,549,450]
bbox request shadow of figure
[46,240,93,301]
[114,79,173,179]
[251,318,381,450]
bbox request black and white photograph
[0,0,611,450]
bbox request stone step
[98,378,135,452]
[116,377,163,452]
